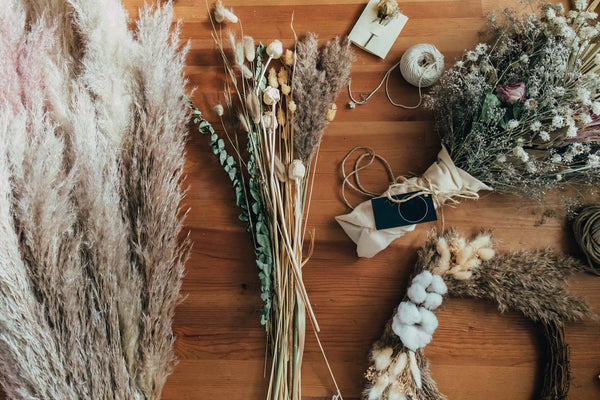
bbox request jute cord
[340,147,481,230]
[572,204,600,276]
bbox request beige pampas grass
[293,33,353,162]
[0,1,189,399]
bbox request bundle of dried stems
[193,3,353,399]
[0,1,188,398]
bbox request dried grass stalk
[0,1,188,399]
[292,33,352,162]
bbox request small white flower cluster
[513,146,529,162]
[428,1,600,194]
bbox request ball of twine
[399,43,445,88]
[572,204,600,275]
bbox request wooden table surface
[121,1,600,399]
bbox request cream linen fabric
[335,146,492,258]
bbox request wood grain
[9,1,600,399]
[140,0,600,399]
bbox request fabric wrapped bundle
[336,147,491,258]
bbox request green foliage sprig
[190,103,273,325]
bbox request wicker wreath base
[363,231,593,400]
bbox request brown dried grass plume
[292,33,353,162]
[0,1,189,399]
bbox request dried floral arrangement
[191,2,353,399]
[428,0,600,196]
[337,0,600,258]
[363,231,594,400]
[0,1,188,398]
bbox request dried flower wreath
[363,231,594,400]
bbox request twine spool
[572,204,600,275]
[347,43,444,109]
[399,43,444,88]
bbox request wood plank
[2,0,598,399]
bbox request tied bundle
[0,1,188,399]
[338,1,600,257]
[193,3,353,399]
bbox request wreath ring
[363,231,593,400]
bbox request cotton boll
[477,247,495,260]
[407,283,427,304]
[412,270,433,287]
[456,245,473,266]
[419,307,438,334]
[368,373,390,400]
[429,275,447,295]
[387,385,408,400]
[394,323,431,351]
[396,302,421,325]
[389,352,408,376]
[423,292,443,310]
[371,347,393,371]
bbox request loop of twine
[340,147,482,230]
[347,43,444,109]
[572,204,600,275]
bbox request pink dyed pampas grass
[0,1,189,399]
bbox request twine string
[340,147,482,230]
[347,44,444,109]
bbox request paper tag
[371,192,437,230]
[348,0,408,59]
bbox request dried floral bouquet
[192,2,352,399]
[428,0,600,196]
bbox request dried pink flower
[495,82,526,104]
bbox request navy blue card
[371,192,437,230]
